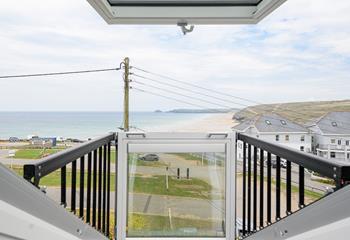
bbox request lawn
[128,213,221,237]
[171,153,224,167]
[13,148,62,159]
[130,174,216,200]
[11,166,117,189]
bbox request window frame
[330,152,336,158]
[116,132,236,240]
[285,135,289,141]
[87,0,287,24]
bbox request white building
[307,112,350,162]
[233,113,312,160]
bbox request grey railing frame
[23,132,116,186]
[237,133,350,187]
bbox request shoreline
[0,112,239,141]
[172,112,238,132]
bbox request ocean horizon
[0,111,215,140]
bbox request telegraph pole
[123,57,130,132]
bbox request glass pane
[127,151,226,237]
[109,0,260,6]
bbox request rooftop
[233,113,309,133]
[309,111,350,135]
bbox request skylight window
[332,122,338,127]
[88,0,287,25]
[265,120,272,125]
[108,0,262,6]
[280,120,287,125]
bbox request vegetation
[130,174,216,200]
[170,153,224,167]
[13,148,62,159]
[234,99,350,124]
[128,213,220,236]
[10,166,117,189]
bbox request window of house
[348,153,350,159]
[300,146,304,151]
[346,140,349,146]
[331,139,336,144]
[330,152,336,158]
[285,135,289,141]
[276,135,279,141]
[301,135,305,142]
[338,140,342,145]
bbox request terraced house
[233,113,312,160]
[307,112,350,162]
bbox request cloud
[0,0,349,111]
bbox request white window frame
[275,135,279,141]
[116,132,236,240]
[87,0,287,24]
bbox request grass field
[235,99,350,124]
[128,213,221,237]
[13,148,62,159]
[130,174,215,200]
[10,166,214,199]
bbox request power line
[132,66,259,105]
[131,80,233,110]
[131,73,252,109]
[131,65,350,128]
[131,86,219,110]
[0,67,121,79]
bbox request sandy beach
[173,112,239,132]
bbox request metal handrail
[237,133,350,185]
[23,132,116,185]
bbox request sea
[0,112,213,140]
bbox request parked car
[138,154,159,161]
[271,158,287,168]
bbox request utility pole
[123,57,130,132]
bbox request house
[307,112,350,161]
[233,113,312,160]
[30,137,57,148]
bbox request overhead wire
[131,79,233,110]
[131,65,350,129]
[131,86,221,111]
[131,73,251,109]
[0,67,121,79]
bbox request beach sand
[173,112,239,132]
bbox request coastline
[172,112,239,132]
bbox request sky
[0,0,349,111]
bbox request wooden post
[123,57,130,132]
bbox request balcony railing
[237,133,350,238]
[16,132,350,239]
[23,132,116,237]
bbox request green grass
[170,153,224,167]
[130,174,216,200]
[13,148,62,159]
[11,166,117,189]
[128,213,222,237]
[267,176,323,200]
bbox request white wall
[236,127,312,160]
